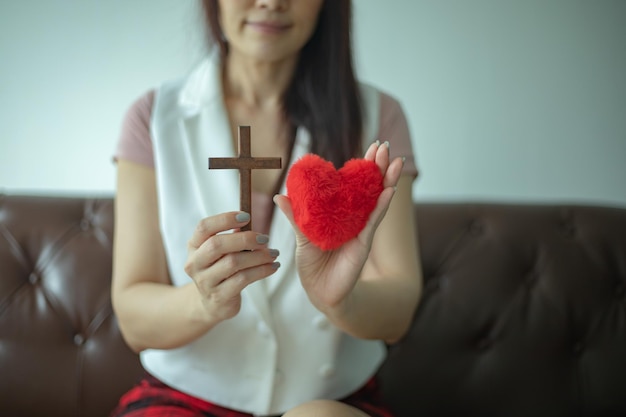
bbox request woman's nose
[256,0,288,11]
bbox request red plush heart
[286,154,384,250]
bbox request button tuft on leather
[73,334,85,346]
[28,273,38,285]
[562,223,576,239]
[80,219,91,231]
[469,220,484,236]
[428,277,440,291]
[477,337,492,351]
[572,342,584,355]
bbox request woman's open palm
[274,141,404,311]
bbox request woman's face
[217,0,324,62]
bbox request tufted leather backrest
[378,203,626,417]
[1,195,625,417]
[0,195,143,417]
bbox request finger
[358,186,396,247]
[195,230,271,269]
[375,141,390,176]
[207,248,280,286]
[188,211,250,249]
[215,261,281,300]
[363,140,379,161]
[193,260,281,321]
[383,156,404,188]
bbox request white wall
[1,1,625,207]
[0,0,204,194]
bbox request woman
[111,0,422,416]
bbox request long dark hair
[201,0,363,168]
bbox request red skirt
[110,373,395,417]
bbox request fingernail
[256,234,270,244]
[402,156,406,164]
[375,140,380,146]
[236,212,250,223]
[271,262,281,270]
[384,140,390,148]
[269,249,279,258]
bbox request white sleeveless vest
[143,52,385,416]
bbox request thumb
[357,186,396,246]
[273,194,310,245]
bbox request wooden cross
[208,125,282,231]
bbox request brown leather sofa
[1,194,625,417]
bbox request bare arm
[274,142,422,344]
[328,174,422,344]
[112,160,279,352]
[112,161,212,352]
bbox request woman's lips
[246,21,291,34]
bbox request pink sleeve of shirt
[113,90,156,168]
[377,92,419,178]
[113,89,418,177]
